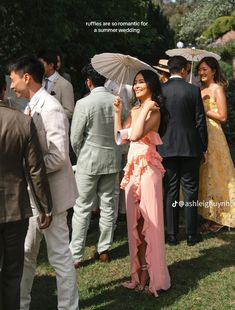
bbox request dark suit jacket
[158,77,208,158]
[0,102,52,223]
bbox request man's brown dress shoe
[74,261,82,269]
[99,250,110,262]
[94,250,110,262]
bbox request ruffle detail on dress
[120,150,165,201]
[140,131,163,146]
[126,186,170,296]
[122,131,171,295]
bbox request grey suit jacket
[71,87,121,175]
[47,73,74,120]
[30,88,78,214]
[0,101,52,223]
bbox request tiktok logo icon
[172,201,177,208]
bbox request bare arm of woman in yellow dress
[206,85,227,123]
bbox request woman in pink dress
[114,70,171,296]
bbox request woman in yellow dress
[197,56,235,232]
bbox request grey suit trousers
[70,172,117,262]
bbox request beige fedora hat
[153,59,169,73]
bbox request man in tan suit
[0,72,52,310]
[9,56,79,310]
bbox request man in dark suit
[158,56,208,246]
[0,73,52,310]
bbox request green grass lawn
[30,146,235,309]
[30,217,235,310]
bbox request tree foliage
[0,0,174,83]
[161,0,196,35]
[223,77,235,144]
[202,11,235,41]
[177,0,235,44]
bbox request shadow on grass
[80,231,235,310]
[30,274,57,310]
[84,218,128,252]
[81,235,129,269]
[30,212,234,309]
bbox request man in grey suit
[70,64,121,266]
[0,72,52,310]
[9,56,79,310]
[38,49,74,120]
[38,49,77,166]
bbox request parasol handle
[118,83,123,95]
[117,73,125,95]
[189,59,194,84]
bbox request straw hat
[153,59,169,73]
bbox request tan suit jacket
[47,73,74,120]
[30,89,78,214]
[0,101,52,223]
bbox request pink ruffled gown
[121,131,171,296]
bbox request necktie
[44,78,49,90]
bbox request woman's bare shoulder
[131,104,141,111]
[214,84,224,93]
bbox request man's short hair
[81,64,106,87]
[37,49,57,68]
[168,56,188,74]
[8,56,45,84]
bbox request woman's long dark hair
[133,70,169,136]
[196,57,228,88]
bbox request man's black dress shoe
[167,234,179,246]
[187,234,203,246]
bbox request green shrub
[219,60,234,79]
[223,78,235,144]
[202,12,235,40]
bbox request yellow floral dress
[198,98,235,227]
